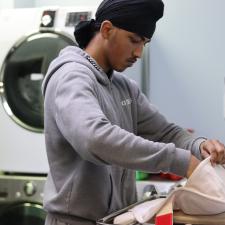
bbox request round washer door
[0,202,46,225]
[0,31,74,132]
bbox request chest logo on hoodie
[121,98,132,106]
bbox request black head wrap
[74,0,164,49]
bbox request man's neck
[85,35,111,74]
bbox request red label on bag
[155,213,173,225]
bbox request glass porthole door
[0,31,74,132]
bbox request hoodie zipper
[85,55,102,72]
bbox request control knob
[24,181,36,197]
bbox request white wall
[150,0,225,142]
[14,0,34,8]
[0,0,35,8]
[0,0,101,8]
[34,0,102,7]
[0,0,14,8]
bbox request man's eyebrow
[136,34,150,43]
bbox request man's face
[105,27,150,72]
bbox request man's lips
[127,58,137,64]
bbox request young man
[42,0,225,225]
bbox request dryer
[0,7,96,174]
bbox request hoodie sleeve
[54,68,193,176]
[134,83,205,161]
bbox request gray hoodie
[42,46,205,225]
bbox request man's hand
[200,139,225,165]
[186,155,200,178]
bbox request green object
[135,171,149,180]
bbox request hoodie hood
[42,46,111,96]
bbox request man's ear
[100,20,114,40]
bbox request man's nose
[133,44,144,58]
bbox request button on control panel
[24,181,36,197]
[40,10,56,27]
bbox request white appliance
[0,7,96,174]
[0,174,46,224]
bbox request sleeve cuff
[191,137,207,160]
[170,148,191,177]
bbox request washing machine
[0,174,46,225]
[0,7,96,174]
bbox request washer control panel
[0,175,46,203]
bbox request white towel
[114,157,225,224]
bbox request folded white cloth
[113,212,136,225]
[131,198,166,223]
[113,157,225,224]
[114,198,166,225]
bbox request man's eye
[129,37,141,44]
